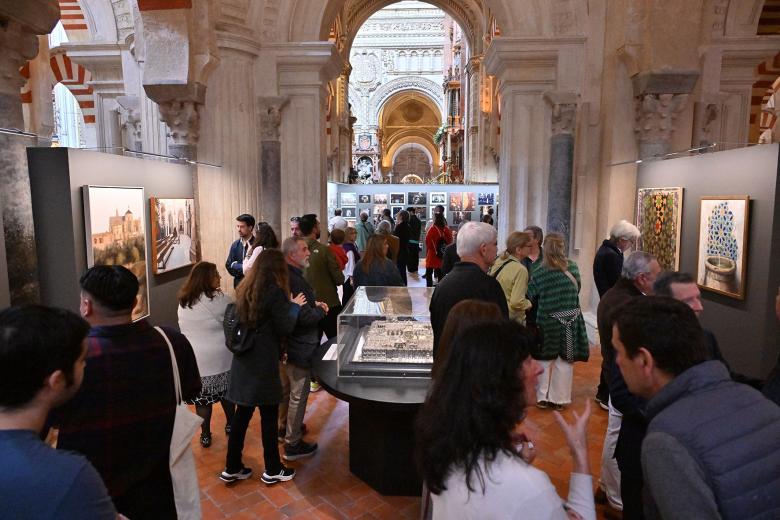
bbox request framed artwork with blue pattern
[696,196,750,299]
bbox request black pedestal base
[348,400,422,496]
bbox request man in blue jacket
[613,297,780,520]
[225,213,255,288]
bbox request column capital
[465,54,483,76]
[61,42,125,93]
[632,70,698,148]
[272,42,345,89]
[257,96,289,141]
[158,100,201,147]
[544,91,579,135]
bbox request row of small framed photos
[339,206,493,222]
[341,191,496,210]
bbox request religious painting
[390,193,405,205]
[341,192,357,206]
[430,192,446,205]
[635,187,683,271]
[358,134,372,150]
[342,207,357,218]
[373,193,388,204]
[408,192,427,205]
[448,192,475,211]
[696,196,750,300]
[83,185,150,321]
[150,198,199,275]
[358,194,371,204]
[478,193,495,205]
[448,192,464,211]
[373,204,387,216]
[451,211,472,226]
[391,206,403,218]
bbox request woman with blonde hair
[527,233,589,411]
[177,261,235,447]
[488,231,533,324]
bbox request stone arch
[386,137,438,175]
[370,76,444,124]
[57,0,89,40]
[50,50,96,123]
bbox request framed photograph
[373,193,388,204]
[358,194,371,204]
[478,193,495,205]
[481,205,494,216]
[390,193,405,205]
[451,211,473,226]
[449,192,464,211]
[636,187,683,271]
[408,192,427,205]
[430,192,446,205]
[373,204,387,216]
[150,198,199,275]
[391,206,403,217]
[345,218,356,227]
[341,192,357,206]
[430,207,447,220]
[696,196,750,300]
[83,185,150,321]
[342,207,357,218]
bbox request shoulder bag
[155,327,202,520]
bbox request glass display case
[337,286,435,378]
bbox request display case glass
[337,286,435,377]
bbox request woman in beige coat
[488,231,533,324]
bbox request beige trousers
[278,362,311,446]
[536,357,574,405]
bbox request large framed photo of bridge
[150,197,199,275]
[83,185,150,321]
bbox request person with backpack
[424,212,453,287]
[488,231,534,325]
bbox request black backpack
[223,303,256,356]
[434,227,447,258]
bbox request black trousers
[424,267,442,287]
[342,280,355,307]
[113,461,176,519]
[620,473,645,520]
[319,306,341,341]
[225,404,281,475]
[397,259,408,285]
[407,243,420,272]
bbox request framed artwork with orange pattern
[635,187,683,271]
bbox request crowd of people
[1,209,779,520]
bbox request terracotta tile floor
[193,343,614,519]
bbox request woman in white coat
[178,261,235,447]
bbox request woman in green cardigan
[527,233,589,410]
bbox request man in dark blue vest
[225,214,255,288]
[613,297,780,520]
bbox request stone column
[632,71,699,160]
[544,91,578,247]
[257,96,288,234]
[276,43,343,227]
[0,20,47,304]
[465,55,482,182]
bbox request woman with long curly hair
[221,249,306,486]
[416,321,594,519]
[177,261,235,447]
[243,221,279,275]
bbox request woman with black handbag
[424,212,452,287]
[220,249,307,486]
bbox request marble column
[544,91,578,247]
[0,21,45,304]
[257,97,288,235]
[632,71,699,160]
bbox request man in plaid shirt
[54,266,201,519]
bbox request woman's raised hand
[552,401,591,475]
[291,292,307,306]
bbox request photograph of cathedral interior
[1,1,779,519]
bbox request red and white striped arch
[58,0,89,38]
[50,52,96,123]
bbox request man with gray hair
[429,222,508,356]
[593,220,641,298]
[279,236,328,461]
[595,250,660,518]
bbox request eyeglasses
[289,217,300,223]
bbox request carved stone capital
[692,100,720,147]
[634,93,689,145]
[257,96,288,141]
[158,100,201,147]
[544,91,578,135]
